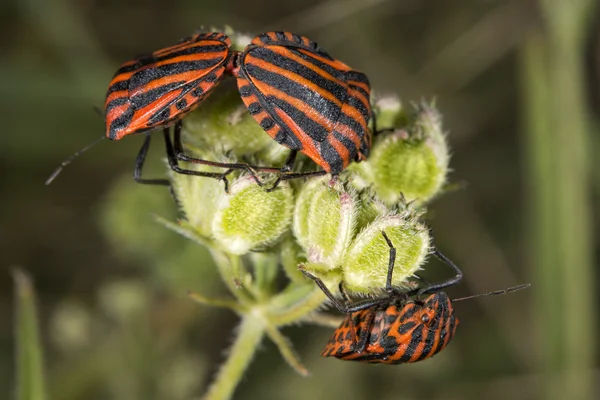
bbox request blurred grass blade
[13,268,47,400]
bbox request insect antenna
[92,105,103,117]
[45,135,106,185]
[452,283,531,302]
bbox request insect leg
[381,231,397,293]
[133,134,170,186]
[163,128,237,191]
[300,268,388,314]
[265,169,328,192]
[413,248,463,296]
[338,282,350,302]
[264,150,296,191]
[172,121,280,185]
[371,109,395,136]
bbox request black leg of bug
[264,150,298,191]
[132,134,170,186]
[381,231,397,293]
[300,268,388,314]
[265,150,329,192]
[409,248,464,297]
[162,128,240,193]
[171,121,275,187]
[371,110,395,137]
[300,230,401,314]
[412,274,433,286]
[265,168,328,192]
[338,282,349,302]
[280,150,298,173]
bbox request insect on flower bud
[293,177,357,269]
[182,89,288,166]
[212,175,294,255]
[342,213,430,295]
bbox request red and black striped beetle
[303,232,530,364]
[48,31,373,188]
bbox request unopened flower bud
[373,96,407,131]
[368,103,449,204]
[293,177,357,269]
[342,213,430,294]
[170,164,226,239]
[213,176,293,255]
[353,189,389,233]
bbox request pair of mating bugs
[48,31,373,187]
[49,29,529,364]
[304,232,530,364]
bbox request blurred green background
[2,0,599,399]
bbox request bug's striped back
[235,32,372,173]
[104,32,232,140]
[321,292,459,364]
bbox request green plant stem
[251,252,279,300]
[202,315,264,400]
[268,286,326,326]
[521,1,596,398]
[210,249,253,304]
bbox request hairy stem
[210,249,253,304]
[268,286,326,326]
[202,315,264,400]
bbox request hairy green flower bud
[367,102,449,204]
[342,212,430,294]
[412,102,449,170]
[170,164,226,239]
[372,96,407,131]
[213,176,294,255]
[353,189,389,233]
[293,177,357,269]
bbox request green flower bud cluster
[293,176,429,295]
[170,167,294,256]
[166,91,450,295]
[98,29,456,398]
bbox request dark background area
[1,0,599,399]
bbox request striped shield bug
[46,31,374,189]
[46,32,264,188]
[233,32,372,179]
[302,232,530,364]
